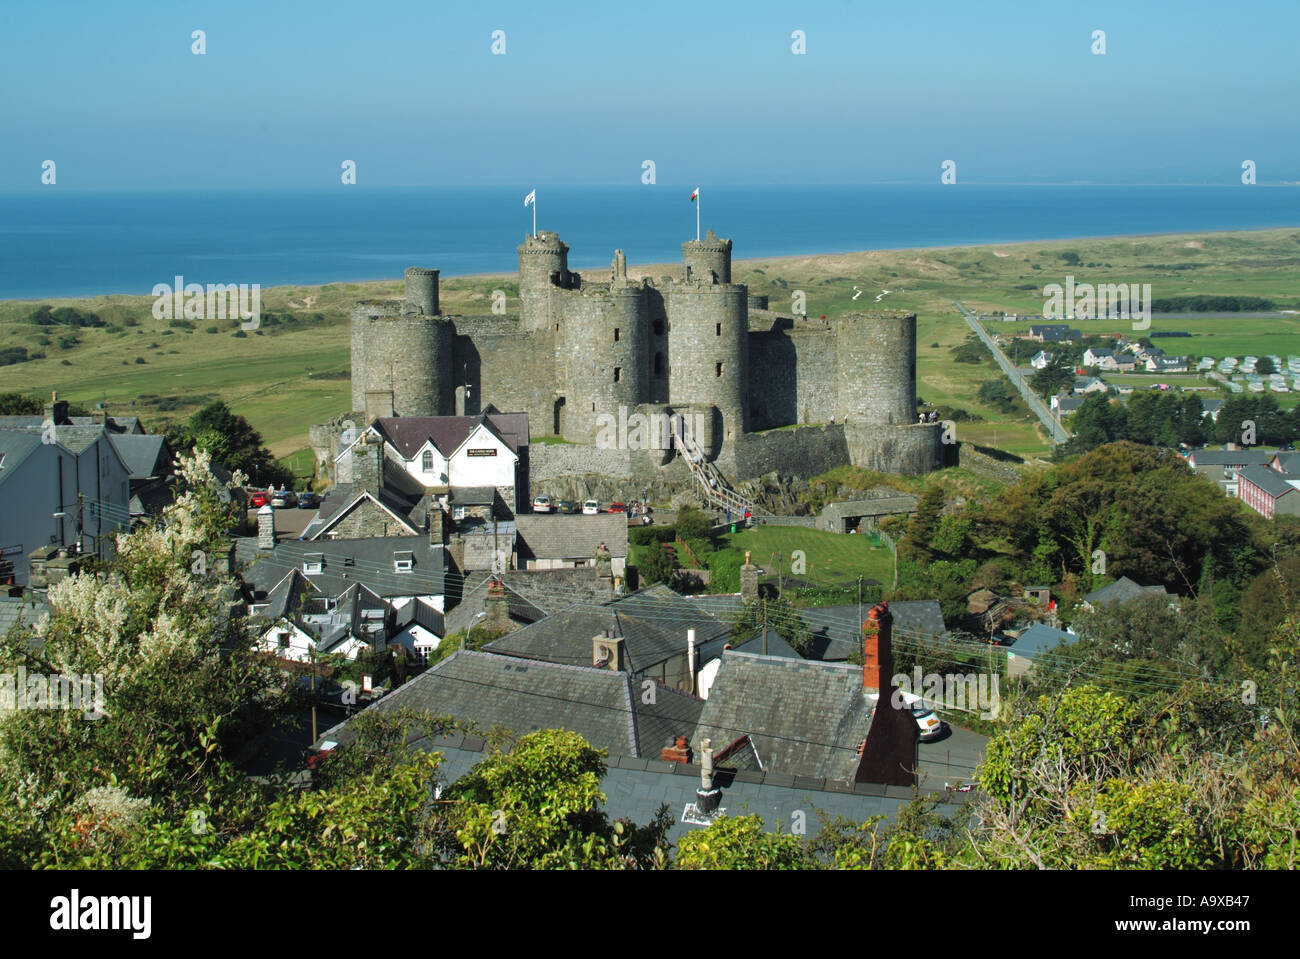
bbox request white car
[896,689,946,742]
[532,495,553,513]
[582,499,601,515]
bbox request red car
[608,502,626,513]
[248,490,269,508]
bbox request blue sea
[2,185,1299,300]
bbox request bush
[232,331,247,338]
[134,357,146,364]
[629,525,676,547]
[205,326,219,334]
[0,347,29,366]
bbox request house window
[715,362,723,377]
[422,450,434,472]
[277,631,290,650]
[613,328,620,342]
[303,555,323,575]
[614,367,621,382]
[394,551,414,573]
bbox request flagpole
[533,190,537,238]
[696,189,700,241]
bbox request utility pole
[76,493,85,554]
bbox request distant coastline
[4,224,1299,305]
[3,184,1299,301]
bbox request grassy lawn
[721,526,895,589]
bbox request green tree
[167,400,293,488]
[637,541,677,588]
[675,815,813,869]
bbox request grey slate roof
[107,434,171,481]
[692,651,875,782]
[1083,575,1170,607]
[0,430,43,486]
[1188,449,1271,468]
[235,536,447,599]
[0,597,48,638]
[484,583,732,673]
[1010,624,1079,660]
[1239,464,1299,499]
[1271,452,1300,474]
[514,513,629,560]
[319,649,703,760]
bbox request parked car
[248,490,269,508]
[532,495,553,513]
[271,490,298,509]
[582,499,601,515]
[297,491,321,509]
[557,500,579,514]
[608,502,626,513]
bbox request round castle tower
[349,267,453,416]
[835,310,917,425]
[517,231,570,330]
[555,282,651,444]
[681,229,732,284]
[666,276,749,454]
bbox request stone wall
[730,424,852,480]
[843,422,943,475]
[453,319,556,432]
[748,316,838,430]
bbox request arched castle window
[422,450,433,472]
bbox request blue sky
[4,0,1298,189]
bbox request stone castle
[320,228,943,500]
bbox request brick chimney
[595,541,613,592]
[862,602,893,692]
[660,734,691,764]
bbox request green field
[720,526,895,589]
[4,227,1299,466]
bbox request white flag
[524,189,536,207]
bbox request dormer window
[394,551,414,573]
[303,553,324,575]
[422,450,434,472]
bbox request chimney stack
[44,393,69,427]
[354,433,383,499]
[695,738,720,812]
[739,550,759,603]
[484,577,512,634]
[862,602,893,692]
[687,628,696,694]
[660,734,691,764]
[595,541,613,592]
[592,631,624,671]
[257,504,276,549]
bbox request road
[917,722,987,792]
[954,301,1070,445]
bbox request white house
[1082,348,1116,370]
[1030,350,1052,370]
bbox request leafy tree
[729,594,813,655]
[637,542,677,588]
[167,400,293,488]
[0,392,42,414]
[1030,353,1076,398]
[675,814,812,869]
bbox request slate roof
[319,649,704,760]
[1239,464,1300,499]
[0,597,48,638]
[1270,452,1300,474]
[1083,575,1170,608]
[235,536,447,599]
[484,583,732,673]
[1009,624,1079,660]
[0,430,43,486]
[107,434,171,481]
[514,513,629,560]
[252,568,319,622]
[692,651,875,782]
[1187,449,1271,468]
[729,628,803,660]
[372,412,528,460]
[69,415,142,434]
